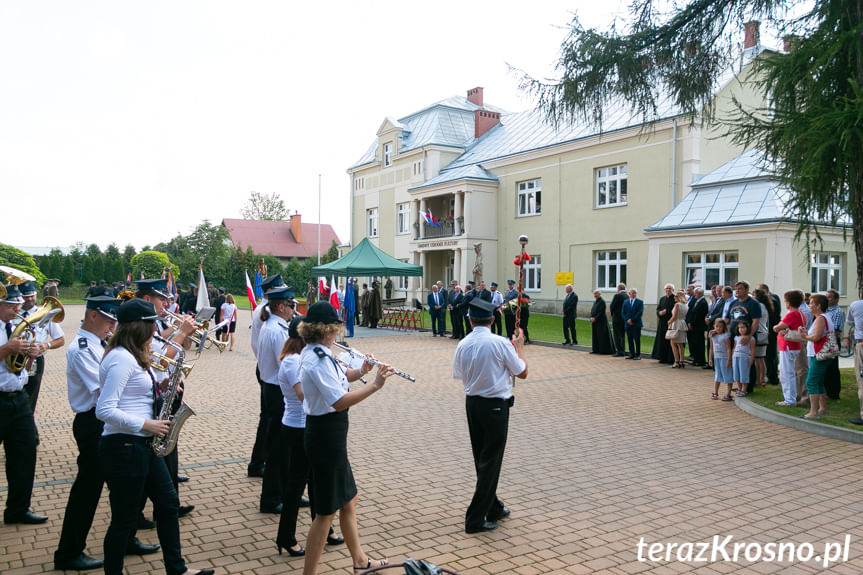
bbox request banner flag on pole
[196,265,210,312]
[329,275,339,310]
[245,270,257,310]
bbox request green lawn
[746,368,862,431]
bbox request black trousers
[563,313,576,344]
[24,355,44,413]
[100,434,184,575]
[438,308,447,334]
[465,395,510,530]
[55,409,104,563]
[430,309,444,335]
[249,368,267,472]
[825,356,841,399]
[688,329,706,365]
[277,425,308,548]
[520,308,530,341]
[450,310,464,338]
[612,320,625,354]
[766,332,779,384]
[0,390,38,522]
[492,311,502,335]
[261,383,285,508]
[504,313,516,340]
[626,325,641,357]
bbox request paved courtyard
[3,305,863,574]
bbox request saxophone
[151,335,196,457]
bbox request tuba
[151,335,196,457]
[6,296,65,373]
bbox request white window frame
[396,203,410,235]
[811,252,842,293]
[366,208,378,238]
[524,254,541,292]
[595,250,627,291]
[595,164,628,208]
[684,251,739,290]
[398,261,409,290]
[517,179,541,216]
[383,142,393,167]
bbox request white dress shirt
[66,328,105,413]
[846,300,863,340]
[278,354,305,428]
[300,344,349,416]
[0,321,28,392]
[452,326,525,399]
[250,298,268,359]
[97,347,154,437]
[257,315,290,384]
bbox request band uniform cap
[136,278,171,299]
[85,295,122,319]
[491,282,498,288]
[261,274,285,294]
[467,280,475,286]
[18,281,37,296]
[467,298,495,319]
[3,284,24,304]
[218,287,225,293]
[303,301,342,325]
[117,299,159,324]
[266,286,295,301]
[507,280,515,285]
[288,315,304,340]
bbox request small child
[710,318,734,400]
[732,322,756,397]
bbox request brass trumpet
[162,310,226,353]
[151,352,194,378]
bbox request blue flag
[344,277,355,337]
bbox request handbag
[816,329,840,360]
[665,328,680,340]
[780,310,807,342]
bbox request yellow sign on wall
[555,272,573,286]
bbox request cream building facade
[347,36,855,325]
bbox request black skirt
[304,410,357,516]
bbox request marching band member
[298,302,394,575]
[53,296,120,571]
[256,285,295,513]
[96,299,215,575]
[0,283,46,526]
[15,280,65,414]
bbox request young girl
[710,318,734,401]
[732,322,756,397]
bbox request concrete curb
[735,396,863,444]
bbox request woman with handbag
[667,290,688,368]
[798,293,835,419]
[773,290,806,406]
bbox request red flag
[329,275,340,310]
[245,270,257,310]
[126,272,131,283]
[318,276,329,297]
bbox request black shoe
[625,355,634,359]
[54,553,104,571]
[632,355,641,360]
[126,538,160,556]
[299,496,310,508]
[487,508,510,522]
[562,341,571,346]
[177,474,190,483]
[137,515,156,530]
[277,542,306,557]
[260,503,283,514]
[178,504,195,517]
[465,521,498,534]
[4,510,48,525]
[849,419,863,425]
[247,466,265,478]
[326,533,345,546]
[702,364,714,370]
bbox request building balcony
[417,218,461,239]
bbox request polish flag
[245,270,257,310]
[318,276,329,297]
[329,275,340,310]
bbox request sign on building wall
[555,272,573,286]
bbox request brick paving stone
[3,306,863,573]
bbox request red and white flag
[329,275,339,310]
[318,276,329,297]
[245,270,257,310]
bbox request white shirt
[97,347,154,437]
[491,290,504,307]
[278,354,305,428]
[66,328,105,413]
[221,302,237,324]
[250,298,268,359]
[300,344,349,416]
[452,326,525,399]
[258,314,290,384]
[846,300,863,340]
[0,321,28,392]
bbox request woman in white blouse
[96,299,214,575]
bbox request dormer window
[383,142,393,167]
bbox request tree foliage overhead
[520,0,863,294]
[241,191,289,221]
[0,244,46,286]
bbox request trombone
[151,352,194,378]
[162,310,227,353]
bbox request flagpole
[317,174,322,265]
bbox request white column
[454,191,463,235]
[463,192,471,236]
[412,199,420,239]
[419,251,426,291]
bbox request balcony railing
[421,220,456,239]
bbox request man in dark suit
[448,284,464,339]
[436,281,448,336]
[427,285,445,336]
[609,283,627,356]
[476,281,492,303]
[686,287,709,366]
[622,288,643,359]
[562,284,578,345]
[461,281,476,336]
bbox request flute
[332,342,416,382]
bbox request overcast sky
[0,1,794,254]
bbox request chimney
[783,35,798,52]
[474,109,501,138]
[744,20,760,50]
[467,87,484,107]
[290,211,302,243]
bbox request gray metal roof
[409,164,499,192]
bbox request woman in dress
[220,294,237,350]
[96,299,214,575]
[668,290,689,368]
[298,302,395,574]
[798,293,833,419]
[651,284,676,364]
